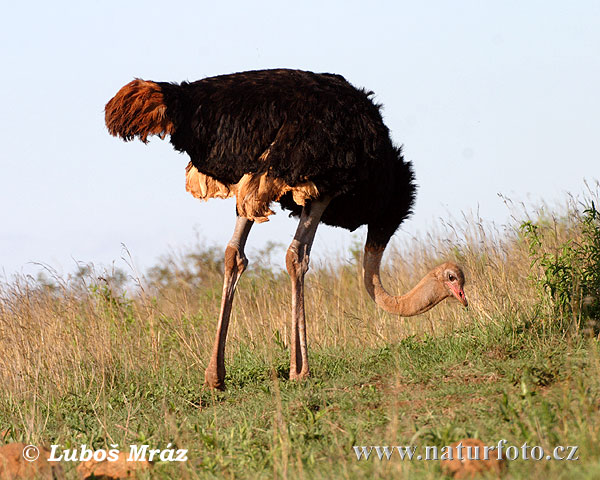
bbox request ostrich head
[432,262,468,307]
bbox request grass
[1,187,600,478]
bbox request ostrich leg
[286,197,332,381]
[205,215,253,390]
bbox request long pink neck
[363,245,447,316]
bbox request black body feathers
[106,69,416,247]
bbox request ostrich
[105,69,468,390]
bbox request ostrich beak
[446,282,469,307]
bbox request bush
[520,202,600,330]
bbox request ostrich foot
[204,363,226,391]
[289,367,310,381]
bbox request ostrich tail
[105,79,174,143]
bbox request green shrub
[520,202,600,330]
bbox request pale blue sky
[1,1,598,277]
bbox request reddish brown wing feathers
[105,79,174,143]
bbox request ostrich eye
[448,274,456,282]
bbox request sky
[1,1,598,278]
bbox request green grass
[2,316,600,478]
